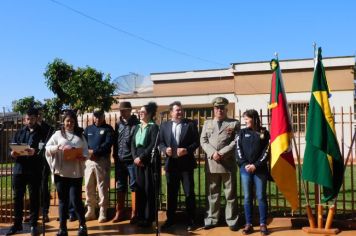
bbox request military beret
[212,97,229,107]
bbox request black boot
[5,224,23,236]
[78,225,88,236]
[56,227,68,236]
[30,226,40,236]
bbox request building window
[288,102,309,133]
[184,108,213,130]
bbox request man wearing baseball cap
[84,110,114,223]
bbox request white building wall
[118,93,237,109]
[115,90,354,160]
[236,91,354,113]
[237,90,354,160]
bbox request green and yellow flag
[302,47,344,202]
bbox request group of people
[6,96,271,236]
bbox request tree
[44,58,117,114]
[12,96,43,114]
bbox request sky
[1,0,355,111]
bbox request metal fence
[1,106,355,223]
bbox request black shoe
[138,220,152,228]
[69,214,78,222]
[242,224,254,235]
[187,224,194,231]
[161,220,175,230]
[30,226,40,236]
[187,219,194,231]
[78,225,88,236]
[129,216,139,225]
[5,225,23,235]
[43,214,50,223]
[56,228,68,236]
[203,224,217,230]
[229,225,239,232]
[260,224,269,236]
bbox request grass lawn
[1,162,356,217]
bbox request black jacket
[131,122,159,165]
[236,128,270,173]
[113,115,140,162]
[159,119,200,172]
[39,121,54,144]
[11,124,42,175]
[84,123,114,159]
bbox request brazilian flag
[302,47,344,202]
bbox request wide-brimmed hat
[119,101,132,110]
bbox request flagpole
[291,135,316,228]
[312,42,325,229]
[302,44,340,234]
[274,51,316,228]
[324,131,356,229]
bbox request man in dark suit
[159,101,200,231]
[6,108,42,236]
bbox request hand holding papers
[62,146,84,161]
[9,143,33,156]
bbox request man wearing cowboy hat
[112,101,140,223]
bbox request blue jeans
[116,160,137,192]
[240,167,268,225]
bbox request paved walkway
[1,211,356,236]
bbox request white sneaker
[85,207,96,221]
[98,207,107,223]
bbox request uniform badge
[100,130,105,135]
[225,127,233,135]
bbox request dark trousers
[54,175,86,228]
[166,171,195,223]
[115,160,137,192]
[12,173,41,227]
[41,162,51,214]
[136,164,155,223]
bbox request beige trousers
[84,158,111,209]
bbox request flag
[302,47,344,202]
[269,59,299,210]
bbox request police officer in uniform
[6,108,42,236]
[200,97,240,231]
[84,110,114,223]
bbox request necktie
[218,121,222,130]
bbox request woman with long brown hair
[45,110,89,236]
[236,109,270,236]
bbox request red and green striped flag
[269,59,299,210]
[302,48,344,202]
